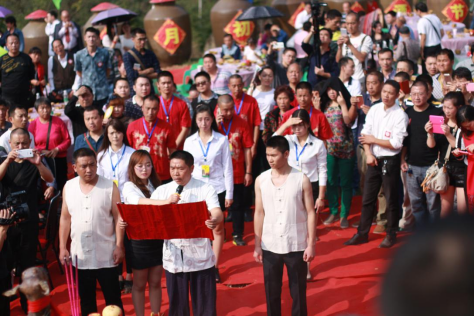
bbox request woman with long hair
[121,150,168,315]
[184,104,233,283]
[370,20,390,56]
[318,77,357,228]
[262,85,294,144]
[426,92,468,216]
[453,106,474,213]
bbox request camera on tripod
[310,0,328,24]
[0,191,29,225]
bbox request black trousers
[77,267,123,316]
[1,92,34,109]
[422,44,442,74]
[118,234,133,275]
[262,250,307,316]
[231,183,245,236]
[54,157,68,193]
[357,156,400,236]
[0,275,11,316]
[165,266,217,316]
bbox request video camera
[310,0,328,67]
[310,0,328,21]
[0,191,29,225]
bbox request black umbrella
[236,6,284,21]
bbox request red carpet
[10,196,405,316]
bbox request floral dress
[324,104,354,159]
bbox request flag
[0,47,7,57]
[52,0,61,10]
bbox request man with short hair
[0,99,11,137]
[74,106,104,153]
[294,2,312,30]
[65,85,103,138]
[342,2,351,20]
[221,34,241,60]
[436,49,455,96]
[113,77,130,100]
[203,53,231,95]
[339,57,362,97]
[0,34,35,109]
[59,148,124,316]
[286,63,303,107]
[385,11,398,40]
[302,27,339,87]
[123,28,161,93]
[345,80,408,248]
[45,10,60,57]
[48,39,77,101]
[395,16,416,43]
[450,67,473,105]
[156,71,191,149]
[395,59,414,79]
[322,9,342,42]
[216,95,253,246]
[191,71,219,113]
[53,10,83,54]
[127,94,176,183]
[0,105,35,152]
[416,2,443,70]
[424,53,444,100]
[336,12,373,86]
[124,76,151,120]
[401,81,442,225]
[394,26,420,61]
[254,135,316,316]
[151,150,222,316]
[266,46,297,87]
[0,128,54,311]
[378,48,396,81]
[75,27,112,104]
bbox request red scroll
[117,201,213,240]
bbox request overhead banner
[153,19,187,55]
[442,0,469,23]
[384,0,412,13]
[117,201,213,240]
[224,10,255,45]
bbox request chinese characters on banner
[224,10,255,45]
[442,0,469,23]
[351,2,365,13]
[384,0,412,13]
[288,2,305,28]
[153,19,187,55]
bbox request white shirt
[342,33,373,80]
[360,102,409,157]
[123,180,155,205]
[343,77,362,96]
[97,145,135,201]
[119,35,134,55]
[58,23,79,51]
[184,131,234,199]
[151,177,220,273]
[0,130,35,153]
[45,20,60,56]
[417,14,442,47]
[65,175,117,269]
[102,34,122,52]
[284,134,327,185]
[294,10,312,30]
[252,88,276,130]
[47,54,81,92]
[432,74,444,101]
[243,46,261,62]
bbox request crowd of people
[0,1,473,316]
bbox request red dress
[463,134,474,213]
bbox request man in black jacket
[53,10,83,54]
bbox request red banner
[442,0,469,23]
[224,11,255,45]
[288,2,305,28]
[351,1,365,13]
[153,19,187,55]
[117,201,213,240]
[384,0,412,13]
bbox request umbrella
[91,7,137,25]
[0,6,12,18]
[91,2,119,12]
[25,10,48,20]
[236,6,284,21]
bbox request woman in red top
[29,47,46,96]
[262,85,294,145]
[453,106,474,213]
[28,97,71,191]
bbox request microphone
[176,185,184,195]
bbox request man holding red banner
[151,150,222,316]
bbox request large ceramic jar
[23,11,49,66]
[210,0,252,46]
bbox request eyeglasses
[195,81,208,86]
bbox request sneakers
[232,235,246,246]
[373,224,386,234]
[340,217,349,229]
[323,214,339,225]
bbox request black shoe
[378,234,396,248]
[215,268,221,283]
[344,233,369,246]
[225,212,233,222]
[244,210,253,222]
[233,235,246,246]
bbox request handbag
[421,138,453,194]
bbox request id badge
[141,145,151,152]
[202,165,210,178]
[229,143,234,156]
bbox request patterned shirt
[262,107,289,145]
[124,95,144,120]
[123,47,161,93]
[324,104,354,159]
[74,47,112,100]
[211,68,232,95]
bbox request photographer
[0,209,14,316]
[0,128,54,312]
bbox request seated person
[221,34,241,60]
[243,38,264,63]
[29,47,46,97]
